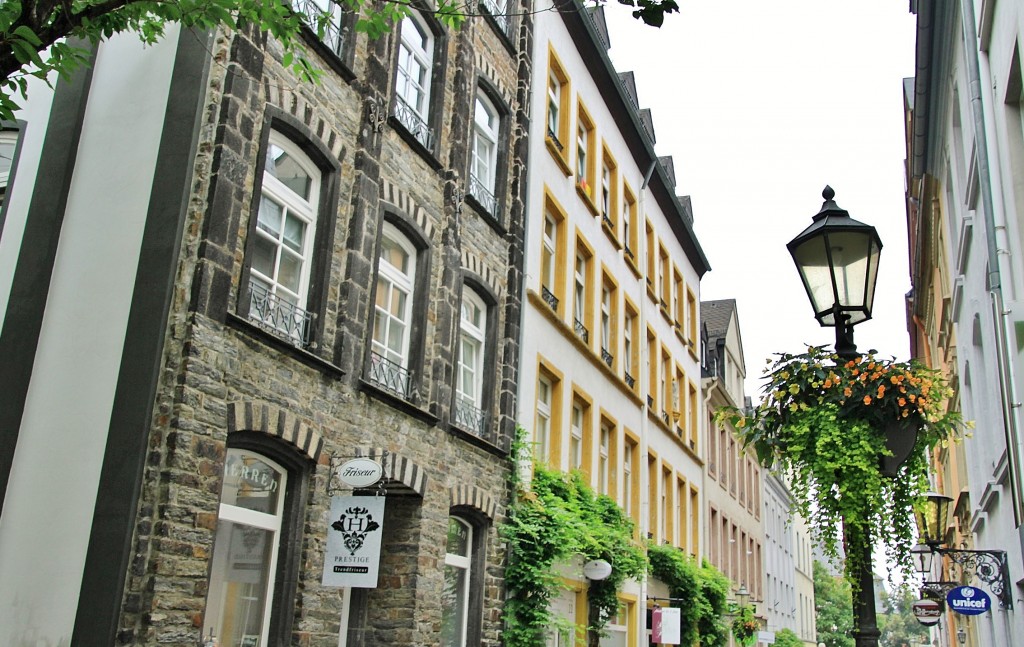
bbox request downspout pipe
[959,0,1024,528]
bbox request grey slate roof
[701,298,737,342]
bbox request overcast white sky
[605,0,917,398]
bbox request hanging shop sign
[335,458,384,488]
[911,598,942,626]
[322,495,385,588]
[651,606,681,644]
[946,586,991,615]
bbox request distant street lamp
[788,187,885,647]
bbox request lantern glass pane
[791,236,836,324]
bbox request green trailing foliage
[716,345,968,590]
[646,544,736,647]
[771,628,804,647]
[502,427,646,647]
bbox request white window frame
[441,517,473,647]
[623,313,633,375]
[250,132,320,310]
[547,71,560,139]
[372,222,416,368]
[573,252,586,325]
[598,423,610,496]
[600,286,611,352]
[296,0,345,53]
[570,402,583,470]
[536,377,552,461]
[623,443,633,517]
[457,287,487,410]
[205,450,287,647]
[471,92,499,196]
[600,162,611,218]
[576,122,588,180]
[396,12,433,119]
[542,213,557,292]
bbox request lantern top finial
[823,185,835,201]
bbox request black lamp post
[789,187,884,647]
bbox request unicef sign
[946,586,991,615]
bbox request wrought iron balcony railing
[247,281,315,347]
[292,0,344,54]
[480,0,509,34]
[393,95,435,149]
[601,348,613,367]
[546,127,563,151]
[368,351,413,400]
[454,398,487,437]
[573,318,589,343]
[602,213,614,231]
[469,173,500,219]
[541,286,559,312]
[624,372,635,388]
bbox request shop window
[204,447,305,647]
[441,517,473,646]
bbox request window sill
[226,312,345,378]
[601,216,621,249]
[659,304,672,323]
[299,26,357,84]
[625,252,642,280]
[645,281,657,302]
[674,326,686,345]
[449,420,508,456]
[359,377,439,426]
[466,191,506,236]
[389,114,443,171]
[576,181,598,215]
[687,340,699,362]
[546,137,572,176]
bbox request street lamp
[956,626,967,645]
[789,187,884,647]
[910,543,934,576]
[788,186,882,359]
[912,492,1013,609]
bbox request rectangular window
[600,144,619,241]
[575,102,596,203]
[623,298,639,392]
[677,476,687,551]
[688,380,699,450]
[570,399,584,472]
[540,191,566,314]
[573,235,593,346]
[645,220,656,299]
[598,421,611,496]
[545,47,571,169]
[658,243,671,310]
[673,269,685,331]
[623,433,638,523]
[674,364,686,436]
[470,90,502,218]
[709,507,719,566]
[686,286,698,349]
[600,270,617,369]
[647,328,657,413]
[294,0,346,55]
[662,466,673,544]
[647,453,659,542]
[709,418,718,478]
[660,347,672,425]
[622,182,639,270]
[455,288,488,435]
[535,361,563,467]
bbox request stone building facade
[0,3,531,646]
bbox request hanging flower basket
[716,345,968,587]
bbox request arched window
[370,222,417,398]
[455,287,487,433]
[247,131,320,344]
[204,449,288,647]
[394,11,435,148]
[441,516,473,646]
[469,91,500,215]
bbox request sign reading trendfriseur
[321,495,385,588]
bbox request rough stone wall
[116,6,531,645]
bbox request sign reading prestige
[322,495,385,588]
[946,586,991,615]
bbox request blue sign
[946,586,991,615]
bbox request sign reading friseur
[336,457,384,488]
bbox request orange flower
[863,395,872,405]
[877,385,885,398]
[844,387,853,397]
[824,378,833,388]
[898,397,906,407]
